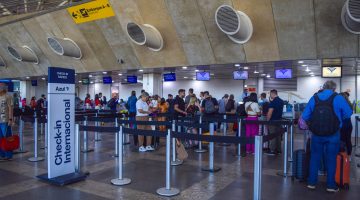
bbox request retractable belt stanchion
[113,118,119,157]
[195,116,207,153]
[235,118,242,157]
[219,115,230,146]
[253,135,263,200]
[202,123,221,172]
[289,123,294,176]
[94,113,101,142]
[157,128,180,196]
[277,125,289,177]
[111,126,131,186]
[124,115,130,145]
[75,124,81,172]
[28,113,44,162]
[355,116,360,157]
[14,116,27,154]
[82,116,93,153]
[171,120,183,166]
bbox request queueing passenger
[166,94,175,116]
[0,83,14,161]
[174,89,187,119]
[241,88,249,101]
[30,96,37,109]
[85,94,92,109]
[185,88,194,107]
[136,92,154,152]
[302,81,352,192]
[226,94,236,134]
[218,94,229,129]
[266,89,284,156]
[127,91,138,145]
[108,94,118,112]
[245,93,261,154]
[158,98,169,131]
[36,94,46,116]
[94,94,101,109]
[340,92,353,157]
[201,91,219,117]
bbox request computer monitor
[275,69,292,79]
[196,72,210,81]
[233,71,248,80]
[163,73,176,82]
[127,76,138,84]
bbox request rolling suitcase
[292,131,311,182]
[335,151,350,190]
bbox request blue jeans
[0,123,13,159]
[308,132,340,188]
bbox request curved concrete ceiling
[0,0,359,79]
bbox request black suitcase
[292,134,311,182]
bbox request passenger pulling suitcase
[335,151,350,189]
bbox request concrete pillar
[142,73,162,97]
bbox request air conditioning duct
[126,22,164,51]
[341,0,360,34]
[0,56,5,67]
[7,46,39,64]
[215,5,253,44]
[47,37,82,59]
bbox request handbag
[176,142,188,160]
[0,126,19,151]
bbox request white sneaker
[139,146,147,152]
[145,146,155,151]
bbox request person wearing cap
[136,92,155,152]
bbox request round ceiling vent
[126,22,164,51]
[0,55,5,68]
[215,5,253,44]
[47,37,82,59]
[342,0,360,34]
[7,46,39,64]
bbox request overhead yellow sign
[67,0,115,24]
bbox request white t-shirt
[245,101,260,116]
[136,99,149,116]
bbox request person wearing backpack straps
[201,91,219,117]
[302,81,352,193]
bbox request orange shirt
[159,103,169,113]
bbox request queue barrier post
[277,125,289,177]
[289,123,294,176]
[236,118,242,157]
[124,116,130,145]
[253,135,263,200]
[171,120,183,166]
[111,126,132,186]
[194,116,207,153]
[94,113,101,142]
[355,116,360,158]
[82,116,94,153]
[157,128,180,196]
[202,123,221,172]
[113,118,119,157]
[28,113,44,162]
[219,115,230,146]
[15,116,28,154]
[75,124,81,172]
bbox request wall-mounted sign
[67,0,115,24]
[322,66,342,78]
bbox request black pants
[340,119,353,155]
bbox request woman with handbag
[0,83,14,161]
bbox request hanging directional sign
[67,0,115,24]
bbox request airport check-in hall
[0,0,359,200]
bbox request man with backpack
[302,81,352,193]
[201,91,219,117]
[107,94,118,112]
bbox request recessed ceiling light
[139,69,144,72]
[261,74,266,76]
[266,74,271,78]
[309,72,314,74]
[210,73,215,76]
[298,61,304,64]
[112,80,114,83]
[102,72,107,74]
[184,77,188,79]
[90,81,94,84]
[89,75,93,78]
[310,74,315,77]
[182,66,187,69]
[254,70,259,74]
[234,64,240,67]
[244,85,248,87]
[78,81,82,83]
[301,64,307,67]
[195,69,199,72]
[118,73,122,76]
[42,77,46,80]
[26,77,30,79]
[305,67,311,72]
[244,67,249,70]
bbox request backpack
[107,98,116,108]
[225,99,234,111]
[308,93,340,136]
[204,98,216,114]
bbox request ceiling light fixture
[234,64,240,67]
[118,73,122,76]
[26,77,30,79]
[244,85,248,88]
[90,81,94,84]
[309,72,314,74]
[310,74,315,77]
[210,73,215,76]
[184,77,188,79]
[195,69,199,72]
[102,72,107,74]
[78,81,82,83]
[298,61,304,64]
[89,75,93,78]
[305,67,311,72]
[244,67,249,70]
[42,77,46,80]
[302,64,307,67]
[266,74,271,78]
[182,66,187,69]
[112,80,115,83]
[254,70,259,74]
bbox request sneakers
[138,146,147,152]
[326,187,339,193]
[307,185,316,190]
[145,146,155,151]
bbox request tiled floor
[0,123,359,200]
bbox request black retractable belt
[122,127,167,138]
[79,125,119,133]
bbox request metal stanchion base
[218,143,231,146]
[13,150,28,154]
[202,167,221,173]
[194,149,207,153]
[171,159,183,166]
[111,178,132,186]
[156,187,180,197]
[28,157,45,162]
[276,171,292,177]
[81,149,94,153]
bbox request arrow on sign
[72,12,78,19]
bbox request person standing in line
[136,92,154,152]
[185,88,194,107]
[339,92,353,158]
[108,94,119,112]
[36,94,46,116]
[94,94,101,109]
[241,88,249,101]
[226,94,236,133]
[218,94,229,129]
[302,81,352,192]
[127,91,138,145]
[201,91,219,117]
[85,94,92,109]
[0,83,14,161]
[266,89,284,155]
[30,96,37,110]
[245,93,261,154]
[158,98,169,132]
[166,94,175,116]
[174,89,187,119]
